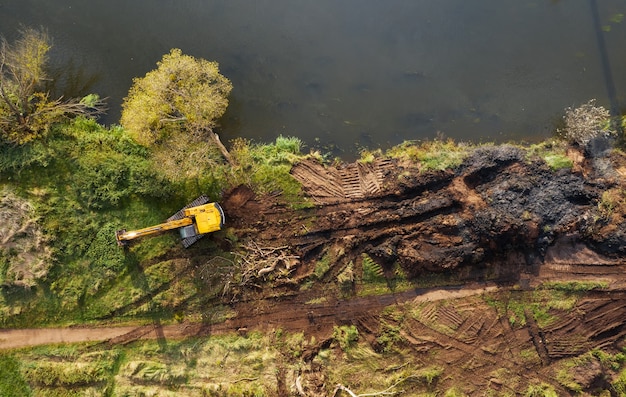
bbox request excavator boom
[116,217,193,243]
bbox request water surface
[1,0,625,156]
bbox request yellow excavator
[116,196,225,248]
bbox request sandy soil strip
[0,326,138,350]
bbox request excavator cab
[116,196,225,248]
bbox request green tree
[0,27,104,145]
[121,48,234,166]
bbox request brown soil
[4,144,626,395]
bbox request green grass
[228,136,313,208]
[386,139,471,171]
[484,285,594,329]
[333,325,359,351]
[525,383,558,397]
[525,141,573,170]
[357,256,413,297]
[541,281,608,292]
[613,365,626,395]
[0,354,32,396]
[0,118,219,327]
[313,252,332,279]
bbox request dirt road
[0,283,499,350]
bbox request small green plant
[361,254,384,283]
[525,382,558,397]
[598,190,617,220]
[333,325,359,351]
[284,332,306,358]
[556,368,583,393]
[542,153,573,170]
[519,348,541,365]
[416,365,444,385]
[314,253,332,279]
[358,148,382,164]
[376,321,403,353]
[613,367,626,395]
[337,261,354,285]
[542,281,608,292]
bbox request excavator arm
[116,217,193,244]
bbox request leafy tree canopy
[121,48,232,147]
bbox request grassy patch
[613,365,626,396]
[356,255,413,297]
[228,136,313,208]
[541,280,608,292]
[525,141,573,170]
[0,354,32,396]
[485,286,591,329]
[525,383,558,397]
[333,325,359,351]
[0,118,184,327]
[386,139,471,171]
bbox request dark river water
[2,0,626,156]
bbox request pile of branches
[236,241,300,285]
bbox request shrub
[558,100,614,146]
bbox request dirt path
[0,327,138,350]
[0,283,499,350]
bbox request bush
[558,100,615,146]
[60,118,171,209]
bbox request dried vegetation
[0,188,51,287]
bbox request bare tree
[0,27,105,145]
